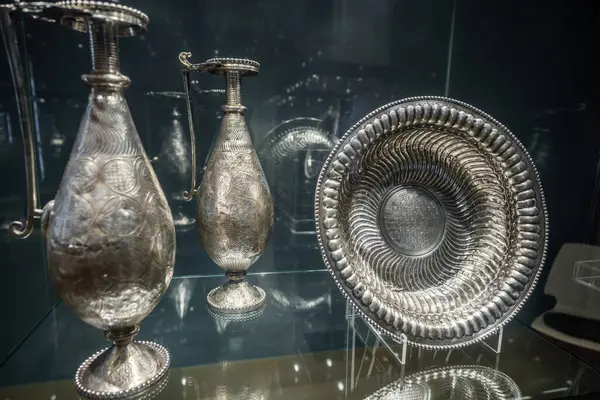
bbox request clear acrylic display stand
[573,259,600,292]
[345,299,503,364]
[344,298,504,391]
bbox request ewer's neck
[105,325,140,347]
[83,21,130,90]
[222,71,246,114]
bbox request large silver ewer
[3,2,175,398]
[179,54,273,314]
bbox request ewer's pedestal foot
[207,278,266,314]
[75,341,170,399]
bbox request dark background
[1,0,599,370]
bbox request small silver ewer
[4,2,175,398]
[179,54,274,314]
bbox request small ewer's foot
[207,272,266,314]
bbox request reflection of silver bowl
[270,289,331,311]
[258,117,335,187]
[258,117,335,166]
[259,118,336,235]
[316,97,548,348]
[365,365,520,400]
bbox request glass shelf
[0,270,599,399]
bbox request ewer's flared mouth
[75,341,170,399]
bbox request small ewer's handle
[180,55,197,201]
[178,52,211,201]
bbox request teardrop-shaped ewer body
[197,112,273,271]
[47,88,176,331]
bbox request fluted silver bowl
[364,365,520,399]
[315,97,547,348]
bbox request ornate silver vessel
[179,54,273,314]
[315,96,548,348]
[5,2,175,398]
[365,365,520,399]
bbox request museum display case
[1,0,600,398]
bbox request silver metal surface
[364,365,520,400]
[207,281,267,314]
[378,186,446,257]
[179,54,273,314]
[7,2,175,398]
[315,96,548,349]
[55,0,148,37]
[75,341,170,399]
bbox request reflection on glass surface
[190,86,226,176]
[202,303,272,399]
[364,365,520,400]
[1,271,600,399]
[169,278,196,320]
[79,373,170,400]
[48,125,65,159]
[258,116,338,246]
[303,148,327,180]
[533,243,600,354]
[208,303,266,335]
[0,110,13,157]
[146,91,195,232]
[270,288,331,311]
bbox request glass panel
[0,271,599,399]
[1,0,599,396]
[448,0,600,369]
[0,10,57,364]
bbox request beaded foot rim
[75,341,170,399]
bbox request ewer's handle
[179,52,210,201]
[180,66,197,201]
[1,7,43,238]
